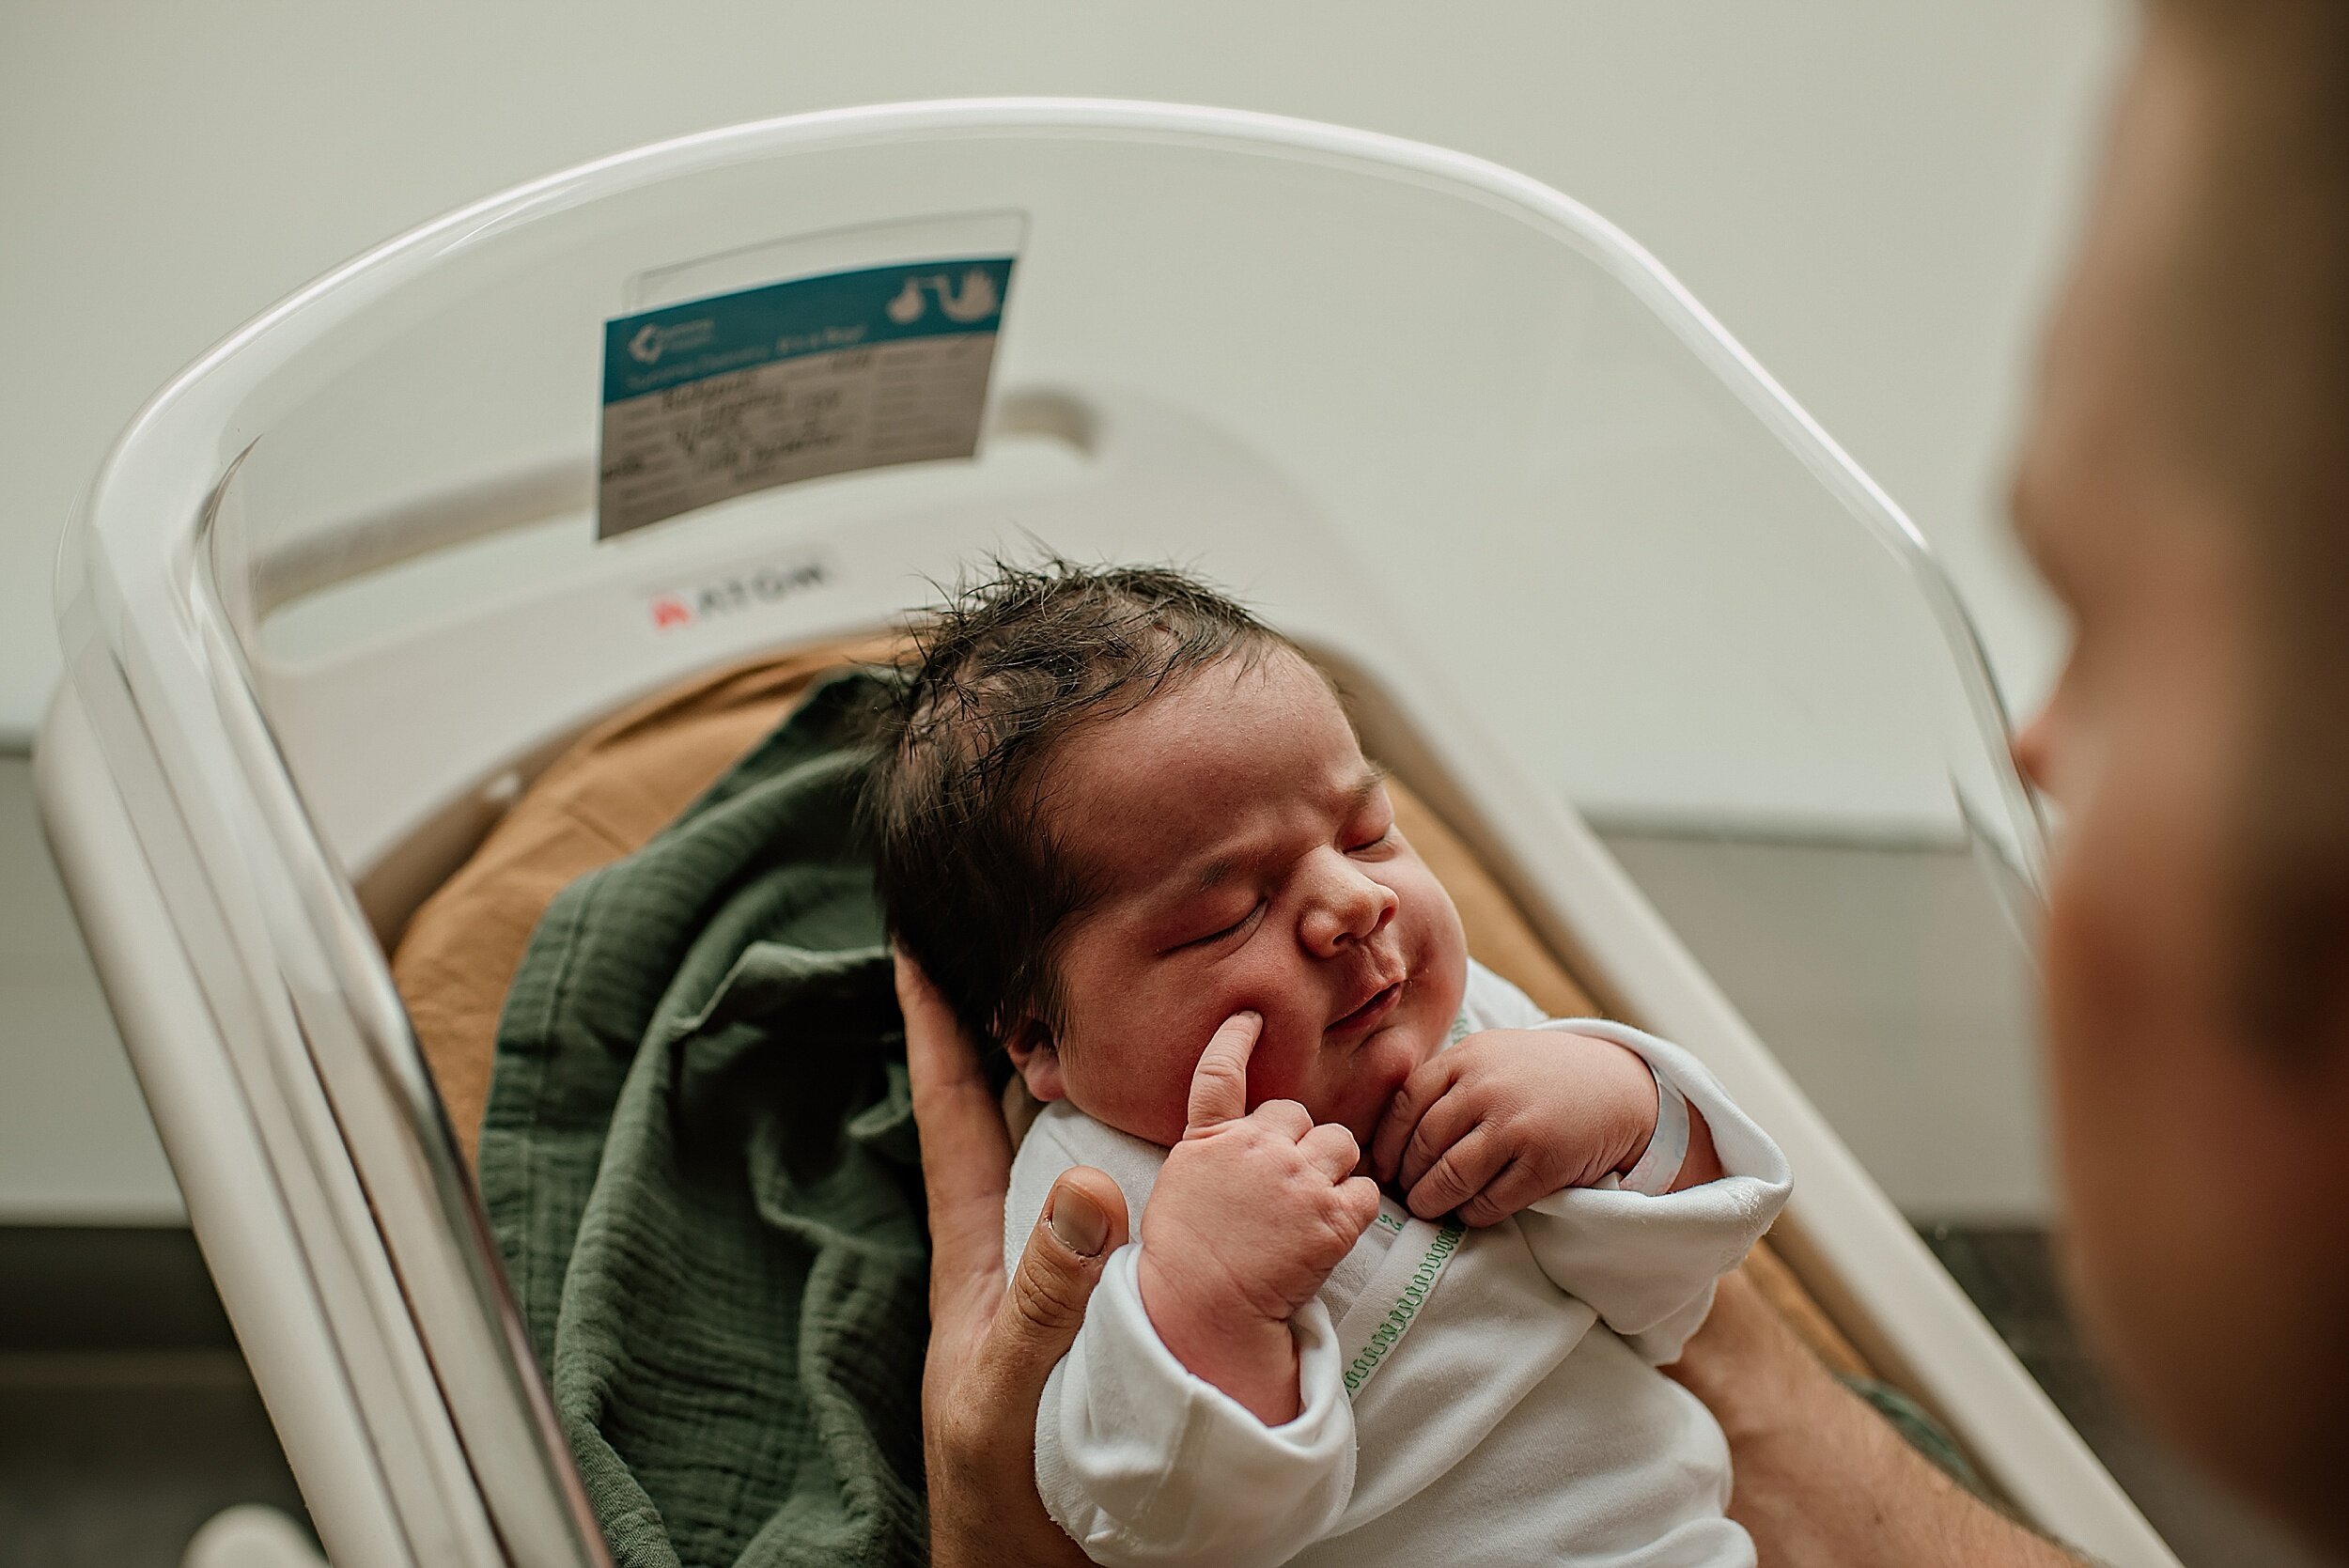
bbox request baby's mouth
[1328,977,1406,1037]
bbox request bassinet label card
[596,256,1015,538]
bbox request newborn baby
[866,562,1791,1568]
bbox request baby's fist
[1135,1013,1380,1422]
[1142,1100,1380,1323]
[1372,1028,1656,1226]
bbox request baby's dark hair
[863,558,1289,1046]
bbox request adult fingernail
[1050,1187,1110,1257]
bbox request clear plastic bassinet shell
[39,101,2173,1568]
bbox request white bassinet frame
[37,101,2172,1568]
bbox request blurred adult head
[2012,0,2349,1551]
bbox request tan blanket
[393,637,897,1160]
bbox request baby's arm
[1371,1017,1792,1361]
[1140,1010,1382,1423]
[1012,1014,1377,1566]
[1514,1022,1792,1359]
[1034,1253,1357,1568]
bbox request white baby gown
[1003,962,1794,1568]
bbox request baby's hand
[1136,1011,1382,1424]
[1370,1029,1657,1226]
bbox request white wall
[1,0,2123,741]
[0,2,2128,1221]
[0,759,182,1220]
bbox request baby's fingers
[1186,1011,1263,1133]
[1335,1175,1383,1237]
[1393,1086,1485,1195]
[1457,1158,1550,1228]
[1407,1126,1504,1219]
[1299,1121,1361,1182]
[1372,1053,1462,1182]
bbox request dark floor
[0,1230,308,1568]
[0,1224,2323,1568]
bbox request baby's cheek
[1415,908,1470,1012]
[1239,1021,1323,1109]
[1065,1032,1206,1145]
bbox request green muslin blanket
[478,669,929,1568]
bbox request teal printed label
[597,256,1014,537]
[1341,1219,1464,1399]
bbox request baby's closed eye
[1176,900,1265,951]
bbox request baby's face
[1007,647,1469,1151]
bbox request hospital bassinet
[33,101,2178,1568]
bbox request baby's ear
[1002,1017,1068,1103]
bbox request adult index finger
[1185,1010,1264,1133]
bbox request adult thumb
[990,1168,1129,1385]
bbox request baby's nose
[1301,858,1397,956]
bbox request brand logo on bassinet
[627,317,718,365]
[644,552,831,635]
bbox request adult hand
[1666,1265,2088,1567]
[897,949,1123,1568]
[1134,1011,1383,1423]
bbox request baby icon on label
[886,268,1002,324]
